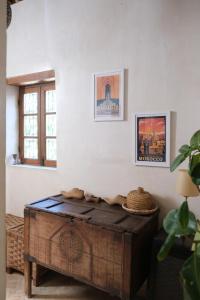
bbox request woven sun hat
[122,187,158,215]
[61,188,84,200]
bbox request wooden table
[24,194,158,299]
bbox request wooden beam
[9,0,24,5]
[7,70,55,86]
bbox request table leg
[24,260,32,298]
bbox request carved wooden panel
[29,211,123,290]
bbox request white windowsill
[7,163,57,171]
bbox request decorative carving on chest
[59,229,84,263]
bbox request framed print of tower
[93,69,124,121]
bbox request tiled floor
[6,271,146,300]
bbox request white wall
[6,86,18,157]
[7,0,50,76]
[0,0,6,298]
[6,0,200,219]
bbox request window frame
[19,82,56,167]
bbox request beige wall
[0,0,6,298]
[6,0,200,220]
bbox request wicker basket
[6,214,48,286]
[5,214,24,231]
[7,224,24,273]
[126,187,155,210]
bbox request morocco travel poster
[135,113,170,167]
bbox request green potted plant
[157,130,200,300]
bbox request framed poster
[93,69,124,121]
[135,112,171,167]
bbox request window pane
[46,114,56,136]
[46,90,56,113]
[24,138,38,159]
[46,138,56,160]
[24,116,38,137]
[24,93,38,114]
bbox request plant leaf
[179,144,191,155]
[189,154,200,182]
[163,209,179,234]
[157,234,176,261]
[192,224,200,251]
[192,177,200,185]
[163,205,197,236]
[190,130,200,148]
[187,212,198,234]
[181,252,200,300]
[170,153,186,172]
[178,201,189,229]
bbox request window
[19,82,56,167]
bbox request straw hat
[61,188,84,200]
[104,195,126,206]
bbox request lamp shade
[176,169,199,197]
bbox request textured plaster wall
[6,0,200,219]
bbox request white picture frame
[134,112,171,167]
[93,69,124,121]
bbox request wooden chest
[24,194,158,299]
